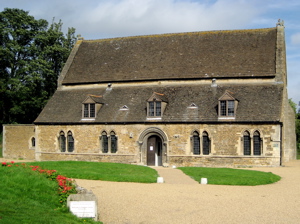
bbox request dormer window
[82,94,103,120]
[218,91,238,119]
[149,101,161,116]
[147,92,168,119]
[84,103,95,118]
[220,100,235,116]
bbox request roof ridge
[83,27,276,42]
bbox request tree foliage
[0,8,76,126]
[289,99,300,150]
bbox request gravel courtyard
[76,160,300,224]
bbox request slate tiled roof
[34,84,282,124]
[62,28,277,85]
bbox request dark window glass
[59,131,66,152]
[193,132,200,155]
[83,103,96,118]
[90,104,95,117]
[220,101,227,116]
[228,100,234,116]
[149,102,154,116]
[102,132,108,153]
[253,131,261,155]
[156,102,161,116]
[31,137,35,147]
[111,132,118,153]
[203,132,210,155]
[220,100,235,117]
[84,104,89,117]
[67,131,74,152]
[243,131,251,155]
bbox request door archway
[138,127,168,166]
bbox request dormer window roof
[120,105,129,110]
[218,90,238,119]
[82,94,103,120]
[188,103,198,108]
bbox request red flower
[2,162,7,166]
[10,161,15,164]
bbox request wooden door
[147,136,156,166]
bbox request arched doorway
[147,135,162,166]
[138,127,168,166]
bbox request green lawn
[178,167,281,186]
[0,164,100,224]
[26,161,159,183]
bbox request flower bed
[2,161,77,205]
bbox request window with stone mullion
[111,134,118,153]
[193,132,200,155]
[102,134,108,153]
[253,132,261,155]
[243,134,251,155]
[202,132,210,155]
[67,131,74,152]
[59,131,66,152]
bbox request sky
[1,0,300,108]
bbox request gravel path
[75,161,300,224]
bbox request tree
[0,8,76,126]
[289,99,300,151]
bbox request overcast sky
[1,0,300,107]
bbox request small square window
[218,91,237,119]
[83,103,96,118]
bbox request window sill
[218,116,235,120]
[81,118,96,121]
[147,117,162,120]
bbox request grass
[0,164,100,224]
[25,161,159,183]
[178,167,281,186]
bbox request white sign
[150,146,153,151]
[70,201,96,218]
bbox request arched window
[102,131,108,153]
[31,137,35,148]
[243,131,251,155]
[192,131,200,155]
[67,131,74,152]
[110,131,118,153]
[202,131,210,155]
[253,131,261,155]
[59,131,66,152]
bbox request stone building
[2,23,296,167]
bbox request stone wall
[2,124,35,160]
[33,123,282,167]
